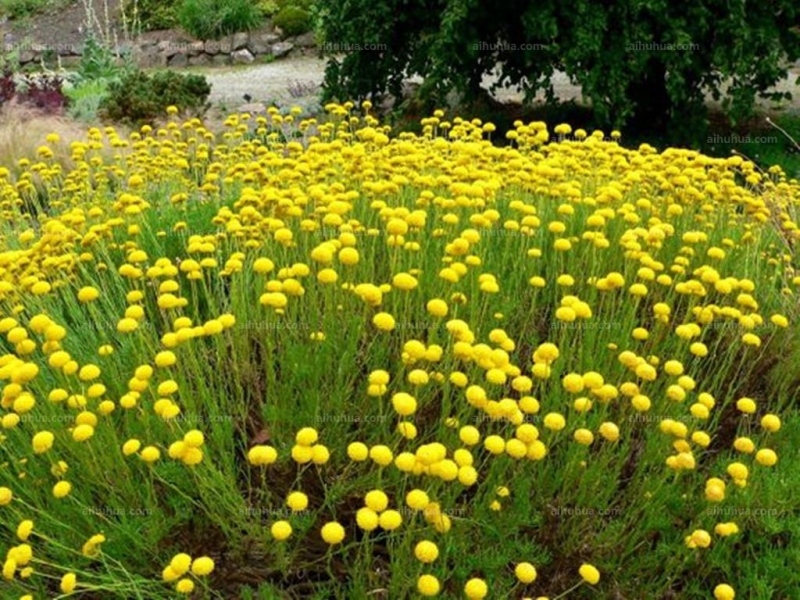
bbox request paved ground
[192,56,800,114]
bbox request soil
[1,0,126,52]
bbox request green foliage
[317,0,800,144]
[277,0,314,11]
[98,70,210,125]
[177,0,262,40]
[77,36,131,82]
[257,0,279,18]
[125,0,179,32]
[61,37,132,122]
[0,0,53,20]
[65,79,110,121]
[273,6,311,37]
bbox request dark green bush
[125,0,179,31]
[273,6,311,37]
[317,0,800,144]
[98,70,210,125]
[177,0,262,40]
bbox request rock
[237,102,266,114]
[212,54,230,66]
[232,32,249,51]
[157,40,180,58]
[134,47,167,69]
[137,39,158,53]
[19,50,34,63]
[217,35,234,54]
[205,40,221,55]
[57,56,82,69]
[288,32,316,48]
[232,48,255,64]
[187,41,205,56]
[168,52,189,67]
[116,41,134,56]
[271,41,294,58]
[188,53,211,66]
[248,32,280,55]
[274,26,284,39]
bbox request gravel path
[192,56,800,114]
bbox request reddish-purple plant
[0,71,15,106]
[0,72,67,113]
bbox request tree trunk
[627,58,671,135]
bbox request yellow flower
[515,562,537,583]
[321,521,345,544]
[406,489,430,510]
[391,392,417,416]
[72,424,95,442]
[32,431,54,454]
[356,507,380,531]
[140,446,161,463]
[77,286,100,303]
[191,556,214,576]
[579,563,600,584]
[373,312,396,331]
[16,520,33,541]
[347,442,369,461]
[271,520,293,540]
[464,577,488,599]
[761,414,781,432]
[155,351,177,368]
[714,584,735,600]
[736,397,756,413]
[286,491,308,511]
[364,489,389,512]
[574,428,594,445]
[60,572,77,593]
[82,533,106,557]
[484,435,506,454]
[53,481,72,498]
[414,540,439,563]
[392,272,418,291]
[296,427,318,446]
[248,445,278,466]
[686,529,712,548]
[714,522,739,537]
[598,422,620,442]
[417,574,441,596]
[426,298,449,317]
[543,412,566,431]
[378,509,403,531]
[755,448,777,466]
[338,247,359,265]
[562,372,585,393]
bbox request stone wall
[5,28,317,70]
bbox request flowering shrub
[0,104,797,598]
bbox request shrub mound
[0,104,798,598]
[98,70,210,125]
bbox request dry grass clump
[0,102,87,171]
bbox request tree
[317,0,800,142]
